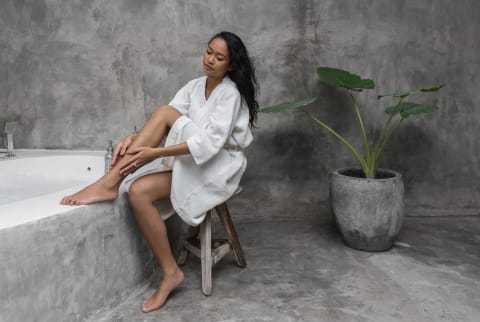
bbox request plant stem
[349,92,371,167]
[301,109,369,173]
[373,97,404,157]
[370,96,407,177]
[372,118,404,172]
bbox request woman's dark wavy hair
[209,31,259,127]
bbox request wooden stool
[176,202,247,295]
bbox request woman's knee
[152,105,182,127]
[152,105,170,115]
[128,181,149,205]
[128,172,172,206]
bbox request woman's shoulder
[185,75,207,87]
[174,76,206,98]
[220,76,241,96]
[222,76,236,89]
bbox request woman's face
[203,37,231,79]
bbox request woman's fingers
[120,158,140,176]
[126,147,143,155]
[111,144,123,166]
[120,142,129,156]
[119,150,143,175]
[119,147,156,176]
[111,135,134,167]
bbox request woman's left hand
[120,147,161,176]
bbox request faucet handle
[4,121,17,134]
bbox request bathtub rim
[0,149,105,230]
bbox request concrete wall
[1,0,479,219]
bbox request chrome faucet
[1,121,17,157]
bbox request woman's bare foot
[59,178,119,205]
[142,268,185,313]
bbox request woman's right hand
[110,133,136,168]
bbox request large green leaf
[378,84,444,99]
[259,97,317,113]
[385,102,439,118]
[317,67,374,91]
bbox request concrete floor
[88,215,480,322]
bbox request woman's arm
[119,143,190,175]
[186,90,241,165]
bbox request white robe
[121,76,253,226]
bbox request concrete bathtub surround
[1,0,480,321]
[0,198,153,322]
[0,149,204,321]
[0,195,184,322]
[0,150,185,322]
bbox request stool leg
[200,211,212,295]
[215,203,247,268]
[177,225,200,266]
[176,248,189,266]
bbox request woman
[60,31,258,312]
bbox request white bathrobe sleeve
[186,89,242,165]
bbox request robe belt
[223,144,245,152]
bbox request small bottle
[104,140,114,174]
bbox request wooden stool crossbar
[177,202,246,295]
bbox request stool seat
[176,201,246,295]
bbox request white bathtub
[0,149,186,321]
[0,149,104,229]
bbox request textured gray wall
[1,0,479,218]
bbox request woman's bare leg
[60,105,182,205]
[128,171,184,312]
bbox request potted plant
[261,67,443,251]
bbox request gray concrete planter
[329,167,404,251]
